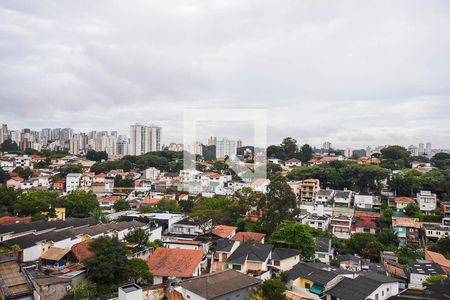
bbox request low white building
[66,173,82,192]
[143,167,160,180]
[416,190,437,214]
[285,158,302,168]
[354,194,380,210]
[333,189,353,208]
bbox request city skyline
[1,2,450,148]
[0,122,446,155]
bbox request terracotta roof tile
[233,232,266,243]
[71,240,94,263]
[210,225,237,239]
[147,248,205,277]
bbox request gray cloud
[0,0,449,148]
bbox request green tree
[86,150,108,162]
[0,167,10,183]
[431,152,450,169]
[84,236,131,285]
[90,207,107,223]
[190,196,246,229]
[128,258,153,284]
[124,228,150,247]
[380,145,411,169]
[347,233,383,261]
[14,190,59,219]
[425,274,448,286]
[379,208,394,228]
[60,190,99,218]
[113,199,130,212]
[147,239,164,249]
[114,175,134,187]
[428,237,450,259]
[61,164,83,177]
[13,167,33,179]
[270,221,315,259]
[259,278,287,300]
[156,199,180,212]
[396,244,424,264]
[179,199,194,213]
[281,137,299,159]
[0,187,19,215]
[377,228,399,248]
[299,144,314,163]
[259,175,299,233]
[404,203,423,219]
[0,139,19,152]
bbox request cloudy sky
[1,1,450,149]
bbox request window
[273,260,280,266]
[232,264,241,271]
[382,291,384,296]
[305,282,311,289]
[387,288,390,292]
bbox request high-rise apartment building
[418,143,424,155]
[129,124,161,155]
[207,136,217,146]
[425,143,432,156]
[216,137,237,158]
[0,124,8,144]
[237,139,243,149]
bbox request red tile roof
[97,196,122,203]
[425,250,450,270]
[354,219,377,229]
[233,232,266,243]
[147,248,205,277]
[210,225,237,239]
[71,240,94,263]
[0,216,32,225]
[394,196,414,203]
[141,198,160,205]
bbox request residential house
[416,190,437,214]
[299,213,331,231]
[337,255,366,273]
[146,248,206,284]
[143,167,160,180]
[225,242,273,279]
[197,225,237,241]
[333,190,353,208]
[354,194,380,210]
[425,250,450,275]
[66,173,82,192]
[352,219,377,234]
[392,217,421,245]
[287,262,351,297]
[211,239,241,272]
[325,272,400,300]
[233,232,266,244]
[330,215,352,240]
[423,222,450,241]
[315,189,335,206]
[285,158,302,168]
[270,248,301,271]
[299,179,320,205]
[177,269,260,300]
[393,196,415,212]
[315,237,334,264]
[406,259,445,289]
[6,176,24,189]
[441,201,450,218]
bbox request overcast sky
[1,1,450,149]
